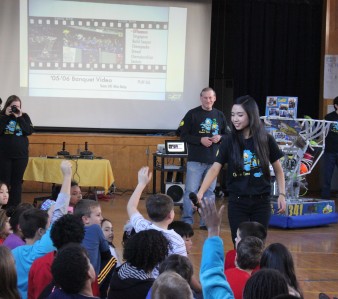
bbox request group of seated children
[199,198,304,299]
[0,163,306,299]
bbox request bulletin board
[265,96,298,118]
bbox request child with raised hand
[127,166,187,278]
[199,199,291,299]
[199,198,233,299]
[0,181,9,209]
[12,160,73,299]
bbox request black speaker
[165,183,184,205]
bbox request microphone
[189,192,201,209]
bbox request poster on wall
[324,55,338,99]
[265,96,298,118]
[264,96,299,145]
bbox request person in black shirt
[0,95,34,208]
[178,87,229,229]
[197,95,286,244]
[321,96,338,199]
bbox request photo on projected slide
[21,0,187,101]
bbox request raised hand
[137,166,152,186]
[60,160,72,176]
[199,198,225,237]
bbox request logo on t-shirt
[4,120,22,136]
[200,118,220,135]
[242,150,263,178]
[330,121,338,134]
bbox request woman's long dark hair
[0,95,21,115]
[260,243,303,298]
[231,95,270,179]
[0,246,20,299]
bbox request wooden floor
[23,192,338,299]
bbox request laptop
[164,140,188,155]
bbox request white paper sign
[324,55,338,99]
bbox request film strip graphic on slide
[28,16,168,72]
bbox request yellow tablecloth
[24,157,114,193]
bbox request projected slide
[22,0,187,101]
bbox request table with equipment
[24,157,114,193]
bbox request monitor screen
[165,140,188,155]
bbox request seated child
[243,269,289,299]
[168,221,202,295]
[225,221,267,270]
[152,271,193,299]
[48,180,81,213]
[74,199,117,297]
[48,243,99,299]
[101,218,121,266]
[74,199,113,276]
[3,203,33,249]
[108,230,169,299]
[70,180,82,209]
[225,236,264,299]
[12,160,73,299]
[199,199,289,299]
[168,221,194,254]
[126,166,187,277]
[28,214,100,299]
[260,243,303,298]
[0,245,20,299]
[0,181,9,209]
[146,254,194,299]
[0,208,10,244]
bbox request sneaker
[199,225,207,231]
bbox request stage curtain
[210,0,323,118]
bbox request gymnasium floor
[23,191,338,299]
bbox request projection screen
[0,0,212,131]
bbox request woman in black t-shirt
[197,95,286,244]
[0,95,34,208]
